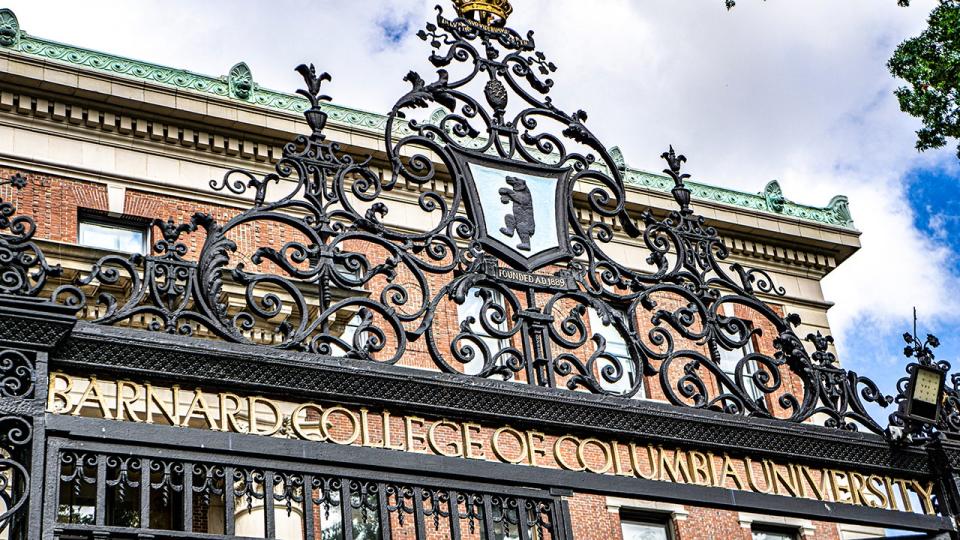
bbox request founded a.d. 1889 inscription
[481,257,575,291]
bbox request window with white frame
[456,287,509,376]
[620,513,673,540]
[751,525,798,540]
[78,217,148,254]
[716,328,763,401]
[588,308,643,397]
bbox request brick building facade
[0,3,944,540]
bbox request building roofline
[0,6,855,231]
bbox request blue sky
[5,0,959,440]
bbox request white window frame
[456,287,509,376]
[588,308,644,398]
[78,216,149,255]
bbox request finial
[660,145,693,214]
[903,307,940,366]
[294,64,332,139]
[453,0,513,26]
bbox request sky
[6,1,960,428]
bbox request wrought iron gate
[42,437,572,540]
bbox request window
[717,326,764,403]
[752,525,798,540]
[78,218,148,254]
[588,308,643,397]
[457,287,509,376]
[621,515,673,540]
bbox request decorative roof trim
[0,10,855,230]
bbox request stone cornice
[0,84,857,270]
[0,9,857,231]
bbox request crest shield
[455,151,573,271]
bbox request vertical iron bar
[412,486,426,540]
[447,490,462,540]
[516,498,530,540]
[303,474,315,540]
[26,350,49,540]
[224,466,236,536]
[264,470,276,538]
[41,439,64,540]
[339,479,354,540]
[481,494,496,540]
[559,499,575,540]
[181,461,193,532]
[377,482,392,539]
[139,457,151,530]
[94,454,106,526]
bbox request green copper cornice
[0,8,854,230]
[623,169,855,229]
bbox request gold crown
[454,0,513,25]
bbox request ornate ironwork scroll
[888,330,960,443]
[0,4,937,442]
[0,348,38,536]
[0,173,81,307]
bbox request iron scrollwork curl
[0,416,33,535]
[0,172,82,308]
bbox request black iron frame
[0,2,958,538]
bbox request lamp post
[885,311,960,538]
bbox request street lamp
[901,361,947,426]
[888,310,950,442]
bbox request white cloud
[5,0,959,358]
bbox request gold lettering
[492,426,527,465]
[46,372,73,414]
[525,431,548,467]
[320,405,360,445]
[744,458,773,494]
[893,479,914,513]
[799,467,829,501]
[183,389,219,430]
[865,475,888,509]
[219,392,244,433]
[577,438,612,474]
[687,451,711,486]
[629,443,658,480]
[719,454,745,490]
[247,396,282,436]
[290,403,325,441]
[659,448,691,484]
[405,416,428,453]
[849,472,868,506]
[114,380,143,422]
[554,435,584,472]
[462,422,485,459]
[883,476,899,511]
[707,452,719,487]
[359,408,383,448]
[771,462,800,498]
[913,480,936,515]
[383,411,406,451]
[829,470,853,504]
[427,420,463,458]
[611,441,632,477]
[72,376,113,419]
[145,384,179,426]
